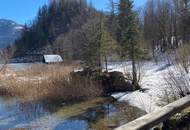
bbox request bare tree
[0,45,16,73]
[143,0,190,54]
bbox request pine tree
[81,14,118,73]
[81,18,102,70]
[99,14,118,72]
[107,0,117,39]
[117,0,141,90]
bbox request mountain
[0,19,23,48]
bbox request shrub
[175,44,190,74]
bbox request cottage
[43,55,63,63]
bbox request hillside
[0,19,23,48]
[13,0,99,59]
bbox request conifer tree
[117,0,141,89]
[81,18,101,70]
[81,14,117,72]
[99,14,117,72]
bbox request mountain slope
[0,19,23,48]
[13,0,99,57]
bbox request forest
[12,0,190,57]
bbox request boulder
[109,71,134,92]
[72,70,135,94]
[99,71,134,93]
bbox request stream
[0,97,146,130]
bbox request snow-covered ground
[110,61,190,113]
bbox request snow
[112,91,161,113]
[44,55,63,63]
[110,60,190,113]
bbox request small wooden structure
[43,55,63,64]
[115,95,190,130]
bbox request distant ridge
[0,19,23,48]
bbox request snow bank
[110,61,187,113]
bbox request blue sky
[0,0,146,25]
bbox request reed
[1,64,103,103]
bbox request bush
[175,44,190,74]
[163,47,190,100]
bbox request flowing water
[0,97,146,130]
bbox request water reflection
[0,98,57,129]
[0,97,189,130]
[54,102,146,130]
[0,97,146,130]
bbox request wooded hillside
[14,0,98,58]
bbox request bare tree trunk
[132,45,140,90]
[132,58,140,90]
[105,55,108,72]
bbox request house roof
[43,55,63,63]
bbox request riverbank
[0,63,103,103]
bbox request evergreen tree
[81,14,118,72]
[107,0,117,39]
[81,18,102,70]
[99,14,118,72]
[117,0,141,89]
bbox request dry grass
[1,63,103,103]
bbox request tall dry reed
[2,64,103,103]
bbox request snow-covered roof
[43,55,63,63]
